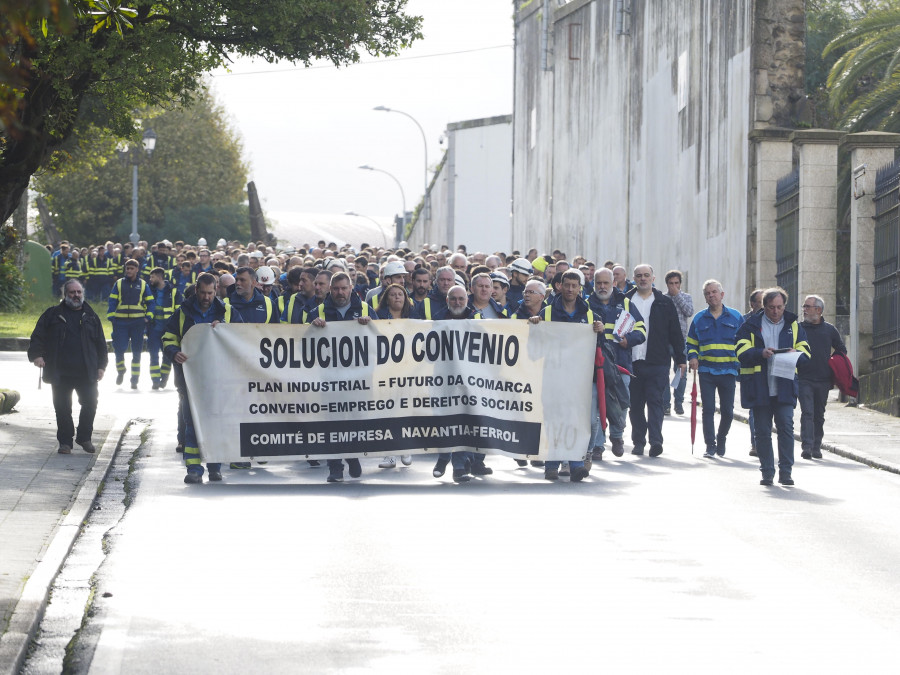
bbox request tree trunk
[12,190,28,267]
[36,196,61,249]
[247,181,268,244]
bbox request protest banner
[181,319,594,463]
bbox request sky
[208,0,515,240]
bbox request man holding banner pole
[307,272,377,483]
[163,273,231,484]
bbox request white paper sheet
[771,351,802,379]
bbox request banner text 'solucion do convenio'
[181,320,594,463]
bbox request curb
[0,417,131,675]
[731,410,900,477]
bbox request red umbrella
[690,370,698,454]
[595,346,607,431]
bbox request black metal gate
[873,159,900,369]
[775,169,800,315]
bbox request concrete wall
[409,116,513,253]
[512,0,804,301]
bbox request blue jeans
[665,345,688,407]
[699,372,736,451]
[591,375,630,447]
[630,362,668,448]
[752,397,795,479]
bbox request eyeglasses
[801,304,819,310]
[524,290,543,296]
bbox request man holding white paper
[736,288,810,486]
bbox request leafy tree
[806,0,853,128]
[825,0,900,131]
[34,88,249,245]
[0,1,423,225]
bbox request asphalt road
[34,395,900,674]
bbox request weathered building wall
[410,116,513,253]
[513,0,804,300]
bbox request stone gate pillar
[790,129,844,317]
[750,128,793,293]
[840,132,900,375]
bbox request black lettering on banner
[239,414,541,457]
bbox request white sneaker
[400,455,413,466]
[378,456,396,469]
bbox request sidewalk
[0,354,123,674]
[730,390,900,476]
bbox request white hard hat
[249,250,264,259]
[509,258,533,275]
[383,261,408,277]
[216,238,227,248]
[197,237,207,247]
[256,267,276,285]
[490,271,510,288]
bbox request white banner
[181,320,595,463]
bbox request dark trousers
[699,372,736,450]
[629,361,668,448]
[52,375,98,446]
[752,397,795,479]
[799,380,831,451]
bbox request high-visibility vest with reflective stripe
[317,302,369,320]
[736,320,808,375]
[223,295,276,323]
[541,305,593,323]
[108,278,153,320]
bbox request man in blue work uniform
[107,259,155,389]
[163,273,231,484]
[686,279,743,458]
[224,266,279,468]
[736,287,810,486]
[412,266,456,320]
[536,270,603,481]
[147,267,182,390]
[307,272,377,483]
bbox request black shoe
[570,466,589,482]
[515,459,527,467]
[58,445,72,454]
[78,440,96,454]
[184,473,202,484]
[674,404,684,415]
[749,447,758,457]
[130,381,138,390]
[584,457,592,473]
[152,381,160,390]
[327,467,343,482]
[208,470,222,482]
[452,469,471,483]
[347,458,362,478]
[116,372,124,385]
[716,439,726,457]
[611,438,625,457]
[307,459,320,467]
[649,445,663,457]
[778,474,794,486]
[544,468,559,481]
[433,457,449,477]
[664,405,671,415]
[811,448,823,459]
[760,477,773,486]
[591,446,604,461]
[175,444,184,454]
[801,450,812,460]
[160,375,168,388]
[631,445,645,456]
[470,460,492,476]
[530,460,545,467]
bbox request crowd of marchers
[31,237,848,488]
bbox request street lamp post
[373,106,429,223]
[121,129,158,245]
[358,165,406,246]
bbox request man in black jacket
[625,264,687,457]
[798,294,846,459]
[29,279,108,454]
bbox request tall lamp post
[120,129,158,245]
[373,106,428,222]
[358,164,406,246]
